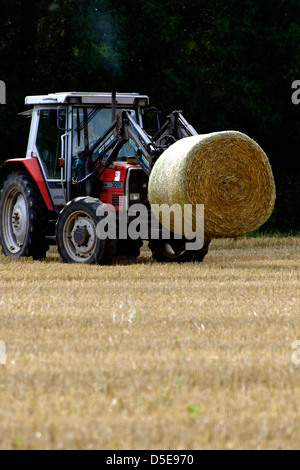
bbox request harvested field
[0,236,299,450]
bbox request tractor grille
[112,194,123,207]
[112,194,121,207]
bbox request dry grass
[0,236,299,450]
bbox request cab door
[33,107,69,208]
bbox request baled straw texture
[148,131,276,238]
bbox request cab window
[36,108,67,179]
[72,107,137,180]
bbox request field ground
[0,236,299,450]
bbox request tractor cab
[24,92,149,206]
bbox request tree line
[0,0,299,232]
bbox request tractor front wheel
[56,197,116,264]
[0,172,49,259]
[149,237,211,263]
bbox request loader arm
[76,109,162,182]
[74,109,198,184]
[152,111,198,146]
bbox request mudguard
[0,158,54,211]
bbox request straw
[148,131,276,237]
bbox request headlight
[129,193,140,201]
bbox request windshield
[72,107,137,161]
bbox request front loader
[0,92,210,264]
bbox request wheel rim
[63,210,97,262]
[2,188,28,254]
[156,240,185,259]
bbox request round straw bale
[148,131,276,238]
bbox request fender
[0,158,54,211]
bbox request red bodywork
[1,158,140,213]
[1,158,54,211]
[98,161,137,211]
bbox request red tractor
[0,92,210,264]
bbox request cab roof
[25,92,149,107]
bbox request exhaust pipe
[112,90,116,122]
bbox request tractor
[0,92,210,264]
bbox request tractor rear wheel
[149,237,211,263]
[0,172,49,259]
[56,197,116,264]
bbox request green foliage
[0,0,299,232]
[248,169,300,236]
[187,404,203,417]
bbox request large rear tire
[0,172,49,259]
[56,197,117,264]
[149,237,211,263]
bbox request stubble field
[0,236,299,450]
